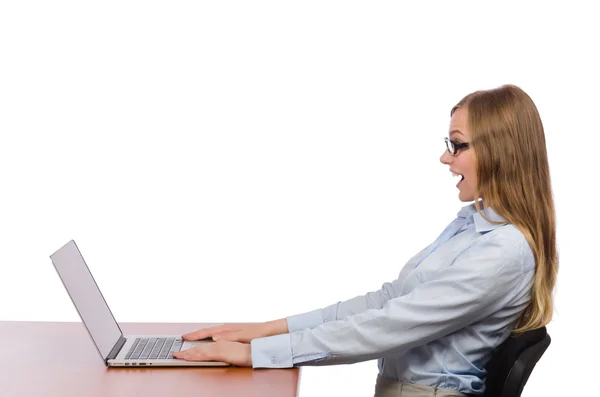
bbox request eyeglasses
[444,137,470,156]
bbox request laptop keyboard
[125,337,183,360]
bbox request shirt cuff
[286,309,324,332]
[251,334,294,368]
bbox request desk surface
[0,321,300,397]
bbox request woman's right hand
[182,319,289,343]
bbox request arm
[252,232,533,368]
[182,245,432,344]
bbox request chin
[458,192,476,202]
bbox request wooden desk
[0,321,300,397]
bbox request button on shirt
[250,203,535,395]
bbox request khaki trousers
[374,376,469,397]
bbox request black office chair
[481,326,550,397]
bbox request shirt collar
[457,201,508,232]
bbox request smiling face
[440,106,478,202]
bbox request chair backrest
[482,326,551,397]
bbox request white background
[1,1,598,396]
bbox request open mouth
[452,172,465,186]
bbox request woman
[173,84,558,397]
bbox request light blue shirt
[250,202,535,395]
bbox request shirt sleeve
[285,243,436,333]
[285,280,404,332]
[252,232,532,368]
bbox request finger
[212,330,241,342]
[182,329,213,341]
[214,329,256,343]
[172,347,193,360]
[182,324,229,341]
[173,345,217,362]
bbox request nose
[440,150,453,165]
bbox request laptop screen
[50,240,122,360]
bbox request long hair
[451,84,558,333]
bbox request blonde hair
[451,84,558,333]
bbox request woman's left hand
[172,340,252,367]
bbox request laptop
[49,240,229,367]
